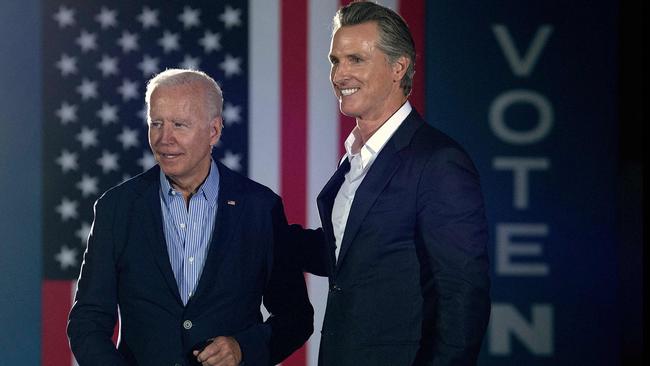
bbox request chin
[339,105,359,118]
[159,164,180,176]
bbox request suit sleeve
[264,199,315,364]
[67,195,128,366]
[416,147,491,366]
[287,224,330,277]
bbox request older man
[68,69,313,366]
[296,2,491,365]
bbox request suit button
[329,284,342,293]
[174,363,182,366]
[183,320,193,330]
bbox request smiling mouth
[159,153,181,160]
[340,88,359,96]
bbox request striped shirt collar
[159,160,220,207]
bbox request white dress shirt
[332,101,412,260]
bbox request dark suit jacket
[299,109,490,366]
[68,162,313,366]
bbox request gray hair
[332,1,416,96]
[145,69,224,121]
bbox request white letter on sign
[489,303,554,355]
[493,157,550,210]
[489,90,553,145]
[492,24,553,77]
[496,223,549,276]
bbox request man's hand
[193,336,242,366]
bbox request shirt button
[180,223,186,229]
[183,320,193,330]
[188,256,194,262]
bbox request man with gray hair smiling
[293,1,491,365]
[68,69,313,366]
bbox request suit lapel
[134,168,183,305]
[190,163,245,303]
[335,144,401,271]
[317,159,350,275]
[335,111,424,272]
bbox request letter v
[492,24,553,77]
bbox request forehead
[330,22,380,53]
[149,84,206,115]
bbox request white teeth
[340,88,359,96]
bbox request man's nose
[332,63,349,85]
[158,124,176,144]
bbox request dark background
[618,0,644,364]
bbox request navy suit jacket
[299,109,490,366]
[68,162,313,366]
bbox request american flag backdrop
[41,0,425,365]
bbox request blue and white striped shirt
[159,161,219,305]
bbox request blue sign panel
[426,2,619,365]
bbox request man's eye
[150,121,162,128]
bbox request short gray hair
[145,69,224,121]
[332,1,416,96]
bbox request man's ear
[210,116,223,146]
[392,55,410,83]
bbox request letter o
[489,90,553,145]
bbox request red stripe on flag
[281,0,308,226]
[399,0,426,114]
[280,1,308,365]
[42,280,74,366]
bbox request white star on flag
[222,102,242,126]
[179,54,201,70]
[75,222,92,246]
[220,54,242,78]
[76,127,99,149]
[77,79,98,101]
[178,7,201,29]
[76,30,98,53]
[219,6,242,29]
[198,31,221,53]
[138,106,148,124]
[56,54,77,77]
[117,127,140,149]
[97,55,118,77]
[55,245,78,270]
[55,102,78,124]
[76,174,99,197]
[97,150,120,173]
[138,151,157,171]
[117,31,139,53]
[95,7,118,29]
[220,150,242,172]
[53,5,75,28]
[117,79,139,101]
[158,31,181,53]
[137,7,159,29]
[55,149,78,173]
[138,54,160,77]
[55,197,79,221]
[97,103,119,125]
